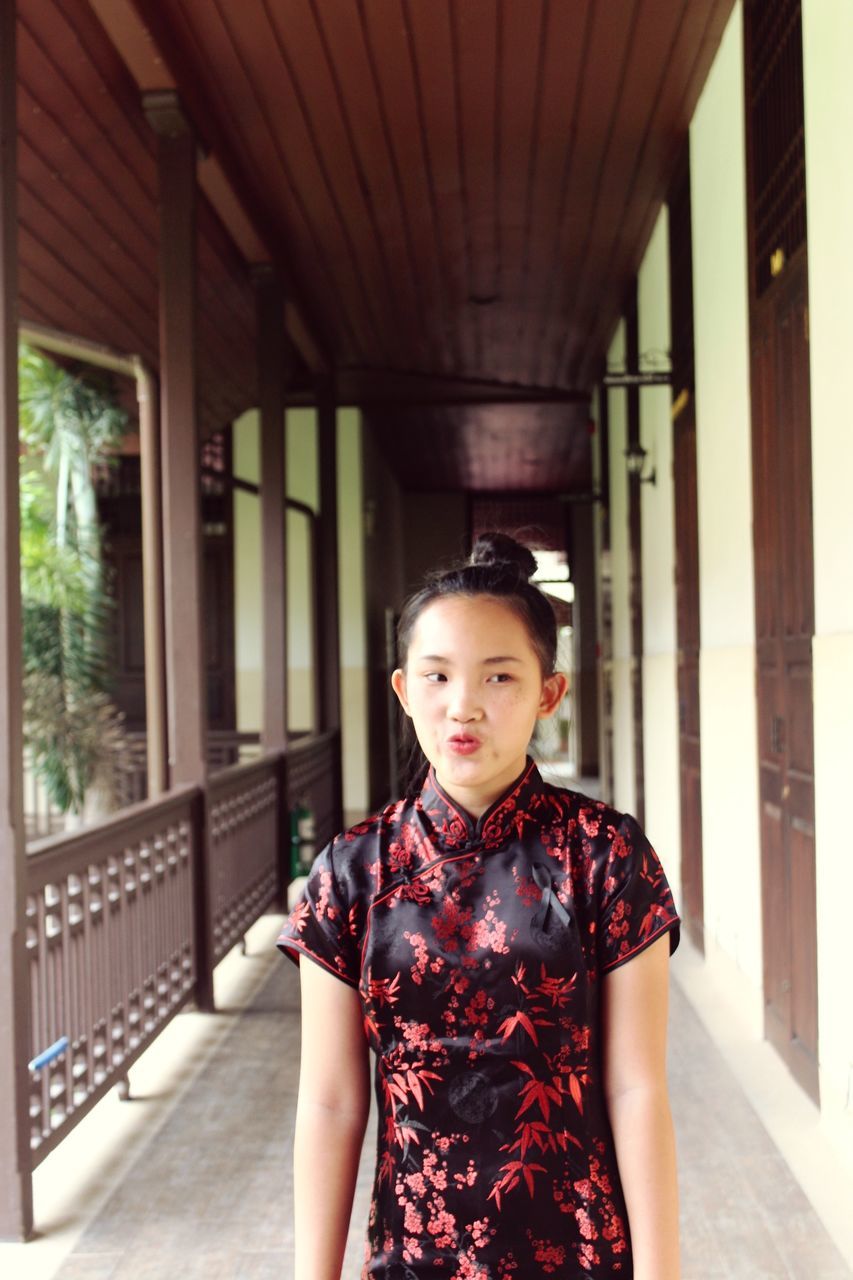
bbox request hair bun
[469,532,537,580]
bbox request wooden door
[669,142,704,948]
[750,255,818,1101]
[745,0,818,1101]
[625,287,645,826]
[673,400,704,950]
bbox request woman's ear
[537,671,568,719]
[391,668,411,716]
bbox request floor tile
[50,954,850,1280]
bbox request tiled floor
[47,941,851,1280]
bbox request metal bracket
[602,370,672,388]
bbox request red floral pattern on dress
[278,760,679,1278]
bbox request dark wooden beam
[145,92,207,789]
[289,367,592,409]
[570,503,599,777]
[255,267,288,752]
[0,0,34,1240]
[315,380,341,736]
[119,1,330,373]
[144,92,214,1010]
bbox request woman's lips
[446,735,481,755]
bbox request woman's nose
[447,683,481,721]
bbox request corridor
[6,913,849,1280]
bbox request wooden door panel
[750,258,818,1101]
[760,800,790,1029]
[790,818,818,1055]
[673,404,704,948]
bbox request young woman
[279,533,681,1280]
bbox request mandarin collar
[414,758,544,851]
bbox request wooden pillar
[144,93,206,787]
[316,380,341,733]
[315,380,343,831]
[570,503,599,778]
[134,360,168,798]
[625,284,645,827]
[144,92,213,1010]
[0,0,34,1239]
[255,268,288,753]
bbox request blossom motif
[278,761,679,1278]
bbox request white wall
[803,0,853,1121]
[337,409,369,820]
[286,408,319,731]
[690,2,762,1003]
[232,409,262,733]
[637,206,681,890]
[606,320,636,815]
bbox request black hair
[396,532,559,798]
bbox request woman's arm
[601,933,680,1280]
[293,958,371,1280]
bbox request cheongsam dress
[278,759,680,1279]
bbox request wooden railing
[24,731,263,845]
[208,754,282,965]
[26,788,200,1167]
[285,728,343,854]
[22,729,341,1172]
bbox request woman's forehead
[409,595,534,651]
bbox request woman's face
[391,594,567,818]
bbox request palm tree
[19,345,128,816]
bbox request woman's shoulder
[320,795,412,881]
[532,773,632,836]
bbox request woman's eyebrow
[415,654,523,664]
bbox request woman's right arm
[293,958,371,1280]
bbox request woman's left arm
[602,933,680,1280]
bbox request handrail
[21,730,342,1173]
[25,785,200,888]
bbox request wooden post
[626,284,645,827]
[144,92,213,1010]
[0,0,34,1239]
[315,380,343,830]
[316,380,341,733]
[255,268,289,904]
[255,268,288,753]
[570,504,599,778]
[134,360,168,799]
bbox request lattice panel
[747,0,807,297]
[26,811,196,1164]
[286,732,340,853]
[209,764,280,964]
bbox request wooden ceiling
[15,0,735,490]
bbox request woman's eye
[487,673,512,684]
[423,672,447,683]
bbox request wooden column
[316,380,341,733]
[255,268,288,753]
[145,93,206,787]
[570,503,599,778]
[0,0,34,1239]
[134,360,168,798]
[144,92,213,1010]
[315,380,343,831]
[625,285,645,827]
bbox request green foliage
[19,345,129,815]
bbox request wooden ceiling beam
[88,0,330,374]
[323,367,591,409]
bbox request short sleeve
[277,843,360,988]
[597,812,680,973]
